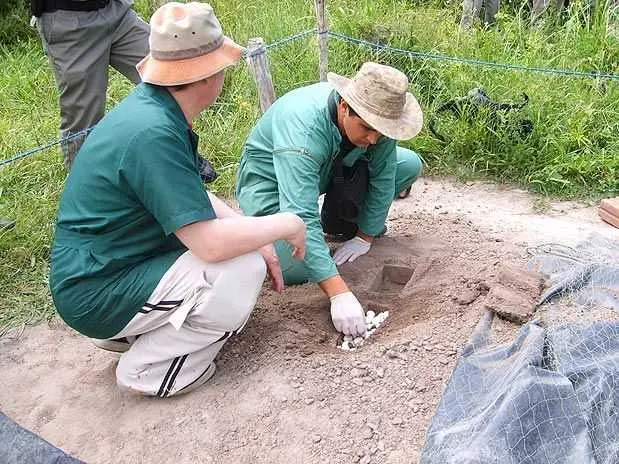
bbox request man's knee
[282,265,310,286]
[207,251,266,330]
[397,147,423,182]
[395,147,423,197]
[273,240,311,286]
[231,250,267,286]
[116,356,139,392]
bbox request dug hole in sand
[1,178,617,464]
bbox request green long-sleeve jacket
[236,82,397,283]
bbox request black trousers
[321,159,369,239]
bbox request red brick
[600,197,619,217]
[599,208,619,229]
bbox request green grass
[0,0,618,332]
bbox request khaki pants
[112,251,266,397]
[460,0,500,27]
[531,0,569,23]
[35,0,149,168]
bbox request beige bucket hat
[137,2,244,86]
[327,62,423,141]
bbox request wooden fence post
[246,38,276,113]
[314,0,328,81]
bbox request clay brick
[483,265,543,324]
[496,264,544,294]
[600,197,619,217]
[599,207,619,229]
[483,285,535,324]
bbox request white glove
[333,236,371,265]
[330,292,366,336]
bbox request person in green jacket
[236,62,424,338]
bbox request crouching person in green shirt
[236,62,424,338]
[49,2,306,398]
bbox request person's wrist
[319,275,349,298]
[356,231,373,243]
[279,212,303,234]
[329,291,353,303]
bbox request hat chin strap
[341,113,350,139]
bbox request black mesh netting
[529,234,619,310]
[420,314,619,463]
[421,233,619,463]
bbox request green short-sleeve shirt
[49,83,216,339]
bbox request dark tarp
[420,312,619,464]
[0,411,85,464]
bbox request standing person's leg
[36,9,114,168]
[484,0,500,25]
[109,1,150,84]
[531,0,550,23]
[394,146,423,199]
[461,0,484,27]
[114,251,266,397]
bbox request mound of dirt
[1,178,616,464]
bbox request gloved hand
[330,292,366,336]
[333,236,371,265]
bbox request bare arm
[202,192,287,291]
[206,192,240,218]
[175,211,305,263]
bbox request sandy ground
[1,178,617,464]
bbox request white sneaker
[91,336,136,353]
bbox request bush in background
[0,0,36,45]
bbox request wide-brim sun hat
[327,62,423,141]
[137,2,244,86]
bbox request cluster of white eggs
[339,310,389,351]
